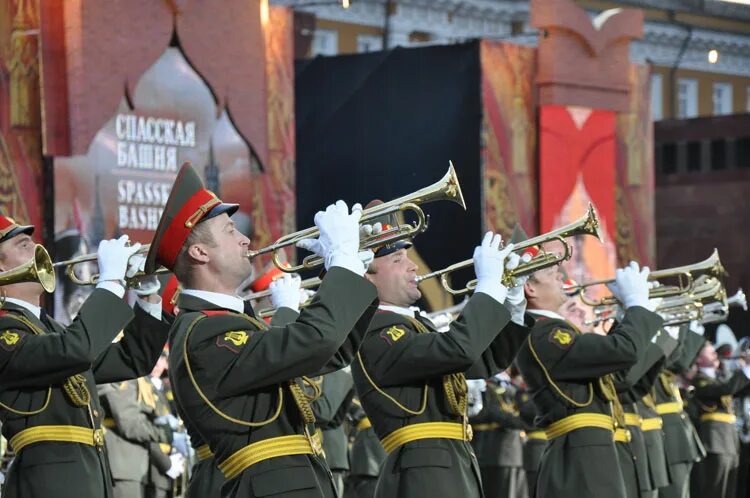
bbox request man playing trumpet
[0,215,170,498]
[515,260,664,498]
[351,219,532,497]
[150,163,379,498]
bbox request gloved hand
[473,232,515,304]
[664,326,681,340]
[297,201,366,275]
[689,320,705,336]
[131,274,161,297]
[166,453,185,479]
[612,261,650,310]
[171,432,189,457]
[503,251,527,324]
[358,250,375,272]
[154,414,180,431]
[270,273,303,312]
[97,235,142,283]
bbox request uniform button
[93,410,99,417]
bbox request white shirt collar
[699,367,717,379]
[4,298,41,319]
[527,308,566,321]
[180,289,244,314]
[379,304,423,318]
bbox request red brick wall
[656,170,750,316]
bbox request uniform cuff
[137,296,163,319]
[96,280,126,298]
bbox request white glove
[473,232,515,304]
[125,253,146,278]
[131,275,161,297]
[166,453,185,479]
[664,326,681,340]
[97,235,142,283]
[270,273,303,312]
[296,201,365,275]
[155,414,180,430]
[358,250,375,271]
[689,320,705,336]
[612,261,650,310]
[172,431,189,457]
[504,253,528,324]
[466,379,487,417]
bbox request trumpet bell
[0,244,56,294]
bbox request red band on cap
[201,310,231,317]
[522,246,541,260]
[0,216,18,238]
[157,189,220,268]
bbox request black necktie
[243,300,257,318]
[39,310,55,331]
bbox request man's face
[526,265,566,310]
[696,342,720,369]
[365,249,420,307]
[0,234,42,293]
[202,214,252,285]
[559,295,592,333]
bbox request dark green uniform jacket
[614,330,678,495]
[347,400,386,498]
[98,380,170,487]
[167,267,378,498]
[146,378,177,497]
[515,307,663,498]
[0,289,169,498]
[313,369,355,472]
[351,293,530,498]
[689,366,750,497]
[657,326,705,465]
[470,379,527,498]
[182,308,301,498]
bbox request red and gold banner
[480,40,537,239]
[539,105,617,286]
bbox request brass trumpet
[246,277,322,302]
[0,244,56,294]
[416,203,602,296]
[53,244,171,287]
[255,163,466,273]
[657,275,727,326]
[572,249,726,307]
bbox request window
[311,29,338,56]
[712,82,733,116]
[357,34,383,53]
[677,78,698,119]
[651,73,663,121]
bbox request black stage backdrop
[295,41,482,282]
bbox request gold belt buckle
[93,429,105,447]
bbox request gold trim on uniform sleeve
[195,444,214,461]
